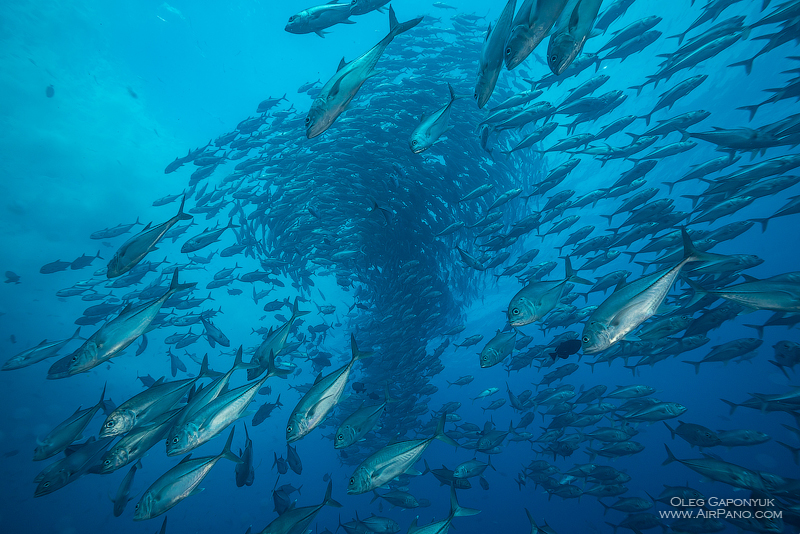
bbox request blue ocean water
[1,0,799,533]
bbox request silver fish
[305,6,422,138]
[409,83,464,153]
[133,427,241,520]
[475,0,517,108]
[107,197,192,278]
[287,334,372,442]
[347,414,457,494]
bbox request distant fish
[45,84,54,98]
[4,271,20,284]
[549,339,582,360]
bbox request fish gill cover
[0,0,800,533]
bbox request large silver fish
[60,270,195,377]
[504,0,570,70]
[99,354,208,438]
[507,257,591,326]
[285,2,355,38]
[248,298,309,379]
[2,327,81,371]
[547,0,602,75]
[582,229,713,354]
[258,481,342,534]
[287,334,372,442]
[101,410,181,474]
[409,83,465,153]
[34,385,106,461]
[687,273,800,314]
[347,413,457,494]
[475,0,517,108]
[168,350,284,456]
[305,6,422,138]
[107,197,192,278]
[133,428,241,520]
[334,386,391,449]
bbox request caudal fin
[434,413,459,448]
[220,427,243,464]
[565,257,592,285]
[176,195,193,221]
[323,480,343,508]
[450,487,481,517]
[386,5,423,42]
[350,334,374,363]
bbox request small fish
[549,339,582,360]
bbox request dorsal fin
[336,57,347,72]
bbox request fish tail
[323,480,343,508]
[752,217,770,233]
[292,297,311,318]
[422,458,431,475]
[663,422,676,440]
[564,257,591,285]
[176,195,193,221]
[662,444,677,466]
[386,5,423,43]
[220,427,243,464]
[434,413,458,448]
[737,104,760,122]
[198,353,210,379]
[168,268,195,294]
[682,360,702,375]
[350,334,374,362]
[778,441,800,465]
[449,486,480,517]
[721,399,739,415]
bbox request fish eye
[411,140,417,146]
[337,434,343,440]
[473,92,478,99]
[287,426,292,432]
[289,16,295,22]
[505,47,512,55]
[349,477,355,485]
[43,482,50,487]
[582,336,589,343]
[550,55,557,62]
[105,421,113,428]
[305,117,311,125]
[511,307,520,315]
[172,437,179,444]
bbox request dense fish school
[2,0,800,533]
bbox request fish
[52,270,196,378]
[305,6,422,138]
[258,481,342,534]
[286,334,372,442]
[111,460,142,517]
[547,0,603,75]
[107,197,192,278]
[335,386,391,449]
[505,0,570,70]
[582,229,715,354]
[3,327,81,371]
[133,428,242,520]
[347,414,457,494]
[479,329,517,368]
[474,0,517,108]
[409,83,464,153]
[34,384,107,461]
[235,423,255,487]
[507,257,591,326]
[285,2,355,38]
